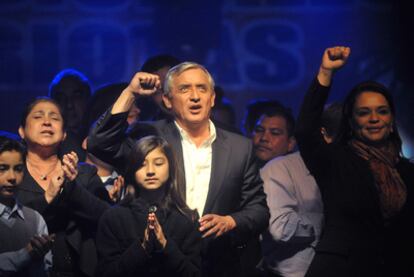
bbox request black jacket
[96,198,201,277]
[296,78,414,277]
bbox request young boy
[0,133,53,277]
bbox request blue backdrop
[1,0,413,156]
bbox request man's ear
[210,91,216,108]
[162,94,172,109]
[82,138,87,151]
[18,126,25,139]
[321,127,333,144]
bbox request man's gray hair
[163,62,215,96]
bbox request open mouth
[189,105,202,113]
[40,130,54,135]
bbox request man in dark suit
[88,62,269,276]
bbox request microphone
[148,205,157,232]
[148,205,157,214]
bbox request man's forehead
[0,151,23,164]
[56,77,88,90]
[258,115,288,128]
[174,68,209,81]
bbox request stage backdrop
[1,0,413,156]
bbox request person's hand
[148,212,167,248]
[26,234,55,260]
[321,46,350,71]
[108,176,125,202]
[199,214,237,238]
[127,72,161,97]
[318,46,351,86]
[61,151,78,181]
[142,212,167,252]
[44,152,78,203]
[125,184,135,197]
[112,72,161,114]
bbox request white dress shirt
[175,120,216,216]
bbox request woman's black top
[296,78,414,277]
[16,163,109,277]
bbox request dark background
[1,0,413,157]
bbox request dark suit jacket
[296,78,414,277]
[88,111,270,276]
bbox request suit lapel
[203,129,230,215]
[161,122,187,200]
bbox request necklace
[26,158,60,181]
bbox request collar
[174,120,217,147]
[101,170,119,183]
[0,199,25,220]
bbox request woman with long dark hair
[96,135,201,277]
[296,46,414,277]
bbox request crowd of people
[1,46,413,277]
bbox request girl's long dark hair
[123,135,196,220]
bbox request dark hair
[243,100,293,137]
[338,81,402,152]
[48,68,92,99]
[124,136,195,219]
[141,54,181,73]
[212,86,236,126]
[0,133,26,159]
[20,97,66,131]
[253,102,296,138]
[321,102,343,140]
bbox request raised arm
[88,72,161,168]
[111,72,161,114]
[296,46,350,179]
[317,46,350,87]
